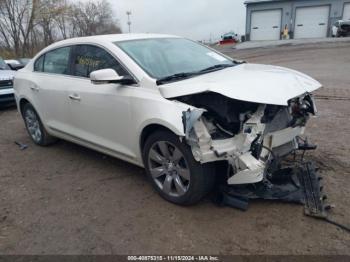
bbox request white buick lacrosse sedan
[14,34,321,205]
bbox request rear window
[34,47,72,75]
[34,55,44,72]
[43,47,71,74]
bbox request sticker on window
[206,52,228,62]
[76,55,101,68]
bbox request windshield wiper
[156,63,236,85]
[199,63,235,73]
[156,72,199,85]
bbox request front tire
[22,103,57,146]
[143,130,215,205]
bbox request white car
[5,59,26,71]
[14,34,321,205]
[332,20,350,37]
[5,59,21,65]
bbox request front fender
[137,118,185,139]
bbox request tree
[0,0,37,56]
[0,0,122,58]
[70,0,121,37]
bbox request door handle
[30,86,39,91]
[69,94,81,101]
[253,27,258,29]
[297,24,303,27]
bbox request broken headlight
[289,94,317,127]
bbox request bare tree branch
[0,0,122,58]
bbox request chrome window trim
[32,42,140,86]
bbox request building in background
[245,0,350,41]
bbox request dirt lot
[1,41,350,255]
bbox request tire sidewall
[22,103,47,145]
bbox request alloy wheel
[24,109,42,143]
[147,141,190,197]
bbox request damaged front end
[178,92,326,216]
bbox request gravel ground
[0,40,350,255]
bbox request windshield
[115,38,233,80]
[0,57,10,70]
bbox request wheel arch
[19,97,31,116]
[18,97,46,128]
[139,121,185,159]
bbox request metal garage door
[294,6,330,39]
[250,10,282,41]
[343,3,350,21]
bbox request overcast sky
[109,0,247,42]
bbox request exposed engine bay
[178,92,317,184]
[176,92,327,216]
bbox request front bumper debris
[179,93,350,231]
[217,161,327,218]
[182,93,333,218]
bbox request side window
[34,55,44,72]
[72,45,128,78]
[43,47,71,75]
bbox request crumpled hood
[159,64,322,106]
[0,70,15,81]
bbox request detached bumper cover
[219,162,327,218]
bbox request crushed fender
[182,108,206,142]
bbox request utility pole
[126,11,132,33]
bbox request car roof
[36,33,181,57]
[47,33,180,49]
[5,59,20,63]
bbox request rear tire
[22,103,57,146]
[142,130,215,205]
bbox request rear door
[250,10,282,41]
[294,6,330,39]
[66,44,137,159]
[31,46,73,132]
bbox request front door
[66,44,137,159]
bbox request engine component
[180,92,318,186]
[176,92,259,136]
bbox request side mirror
[8,63,24,71]
[90,69,135,85]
